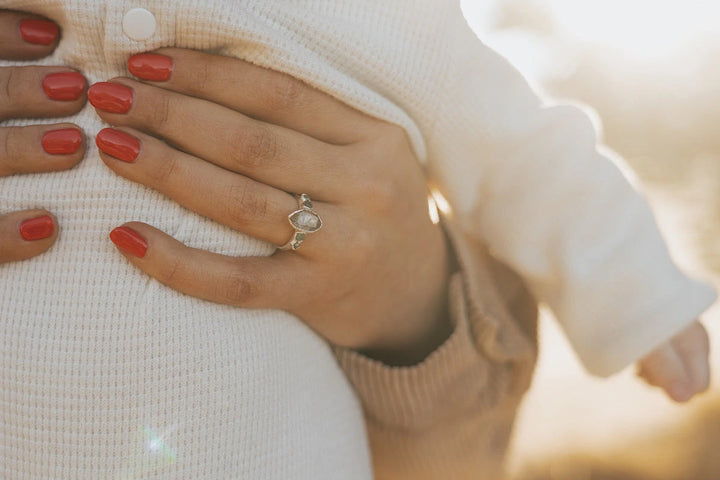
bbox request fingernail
[88,82,134,114]
[20,215,55,241]
[42,72,87,101]
[96,128,140,163]
[42,128,83,155]
[109,226,148,258]
[19,19,59,45]
[128,53,174,82]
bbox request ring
[278,193,323,251]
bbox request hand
[90,48,452,364]
[636,320,711,403]
[0,10,87,264]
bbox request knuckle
[0,127,24,175]
[220,268,258,306]
[0,68,17,112]
[267,75,307,111]
[153,92,174,131]
[348,227,379,261]
[364,178,396,215]
[194,60,211,92]
[232,125,279,169]
[226,184,269,226]
[159,256,185,286]
[148,150,181,185]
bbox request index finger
[126,48,378,145]
[0,10,60,60]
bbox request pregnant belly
[0,111,370,479]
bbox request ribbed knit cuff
[334,221,538,432]
[334,273,490,431]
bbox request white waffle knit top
[0,0,716,478]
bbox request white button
[123,8,157,41]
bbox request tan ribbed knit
[337,221,539,479]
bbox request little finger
[0,209,57,263]
[108,221,308,310]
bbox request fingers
[107,221,305,310]
[0,10,60,60]
[126,48,378,144]
[637,321,712,403]
[0,66,87,121]
[637,343,692,402]
[88,78,348,198]
[672,321,711,396]
[96,126,340,248]
[0,209,58,263]
[0,124,85,177]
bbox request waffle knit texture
[0,0,714,478]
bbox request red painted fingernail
[88,82,134,113]
[42,72,87,101]
[109,226,148,258]
[128,53,174,82]
[96,128,140,163]
[42,128,83,155]
[19,19,59,45]
[20,215,55,241]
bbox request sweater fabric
[0,0,714,478]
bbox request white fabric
[0,0,715,477]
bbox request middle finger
[89,78,350,200]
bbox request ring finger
[96,127,336,251]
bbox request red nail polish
[96,128,140,163]
[20,215,55,241]
[19,19,59,45]
[88,82,134,113]
[42,128,83,155]
[109,226,148,258]
[128,53,174,82]
[42,72,87,101]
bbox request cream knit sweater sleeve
[427,17,716,375]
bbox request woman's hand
[90,49,452,364]
[0,10,86,264]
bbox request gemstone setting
[289,210,322,233]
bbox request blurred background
[460,1,720,479]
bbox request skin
[92,48,453,365]
[0,10,85,262]
[0,9,712,399]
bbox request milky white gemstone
[289,210,322,232]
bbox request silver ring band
[278,194,323,251]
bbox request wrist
[358,227,458,366]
